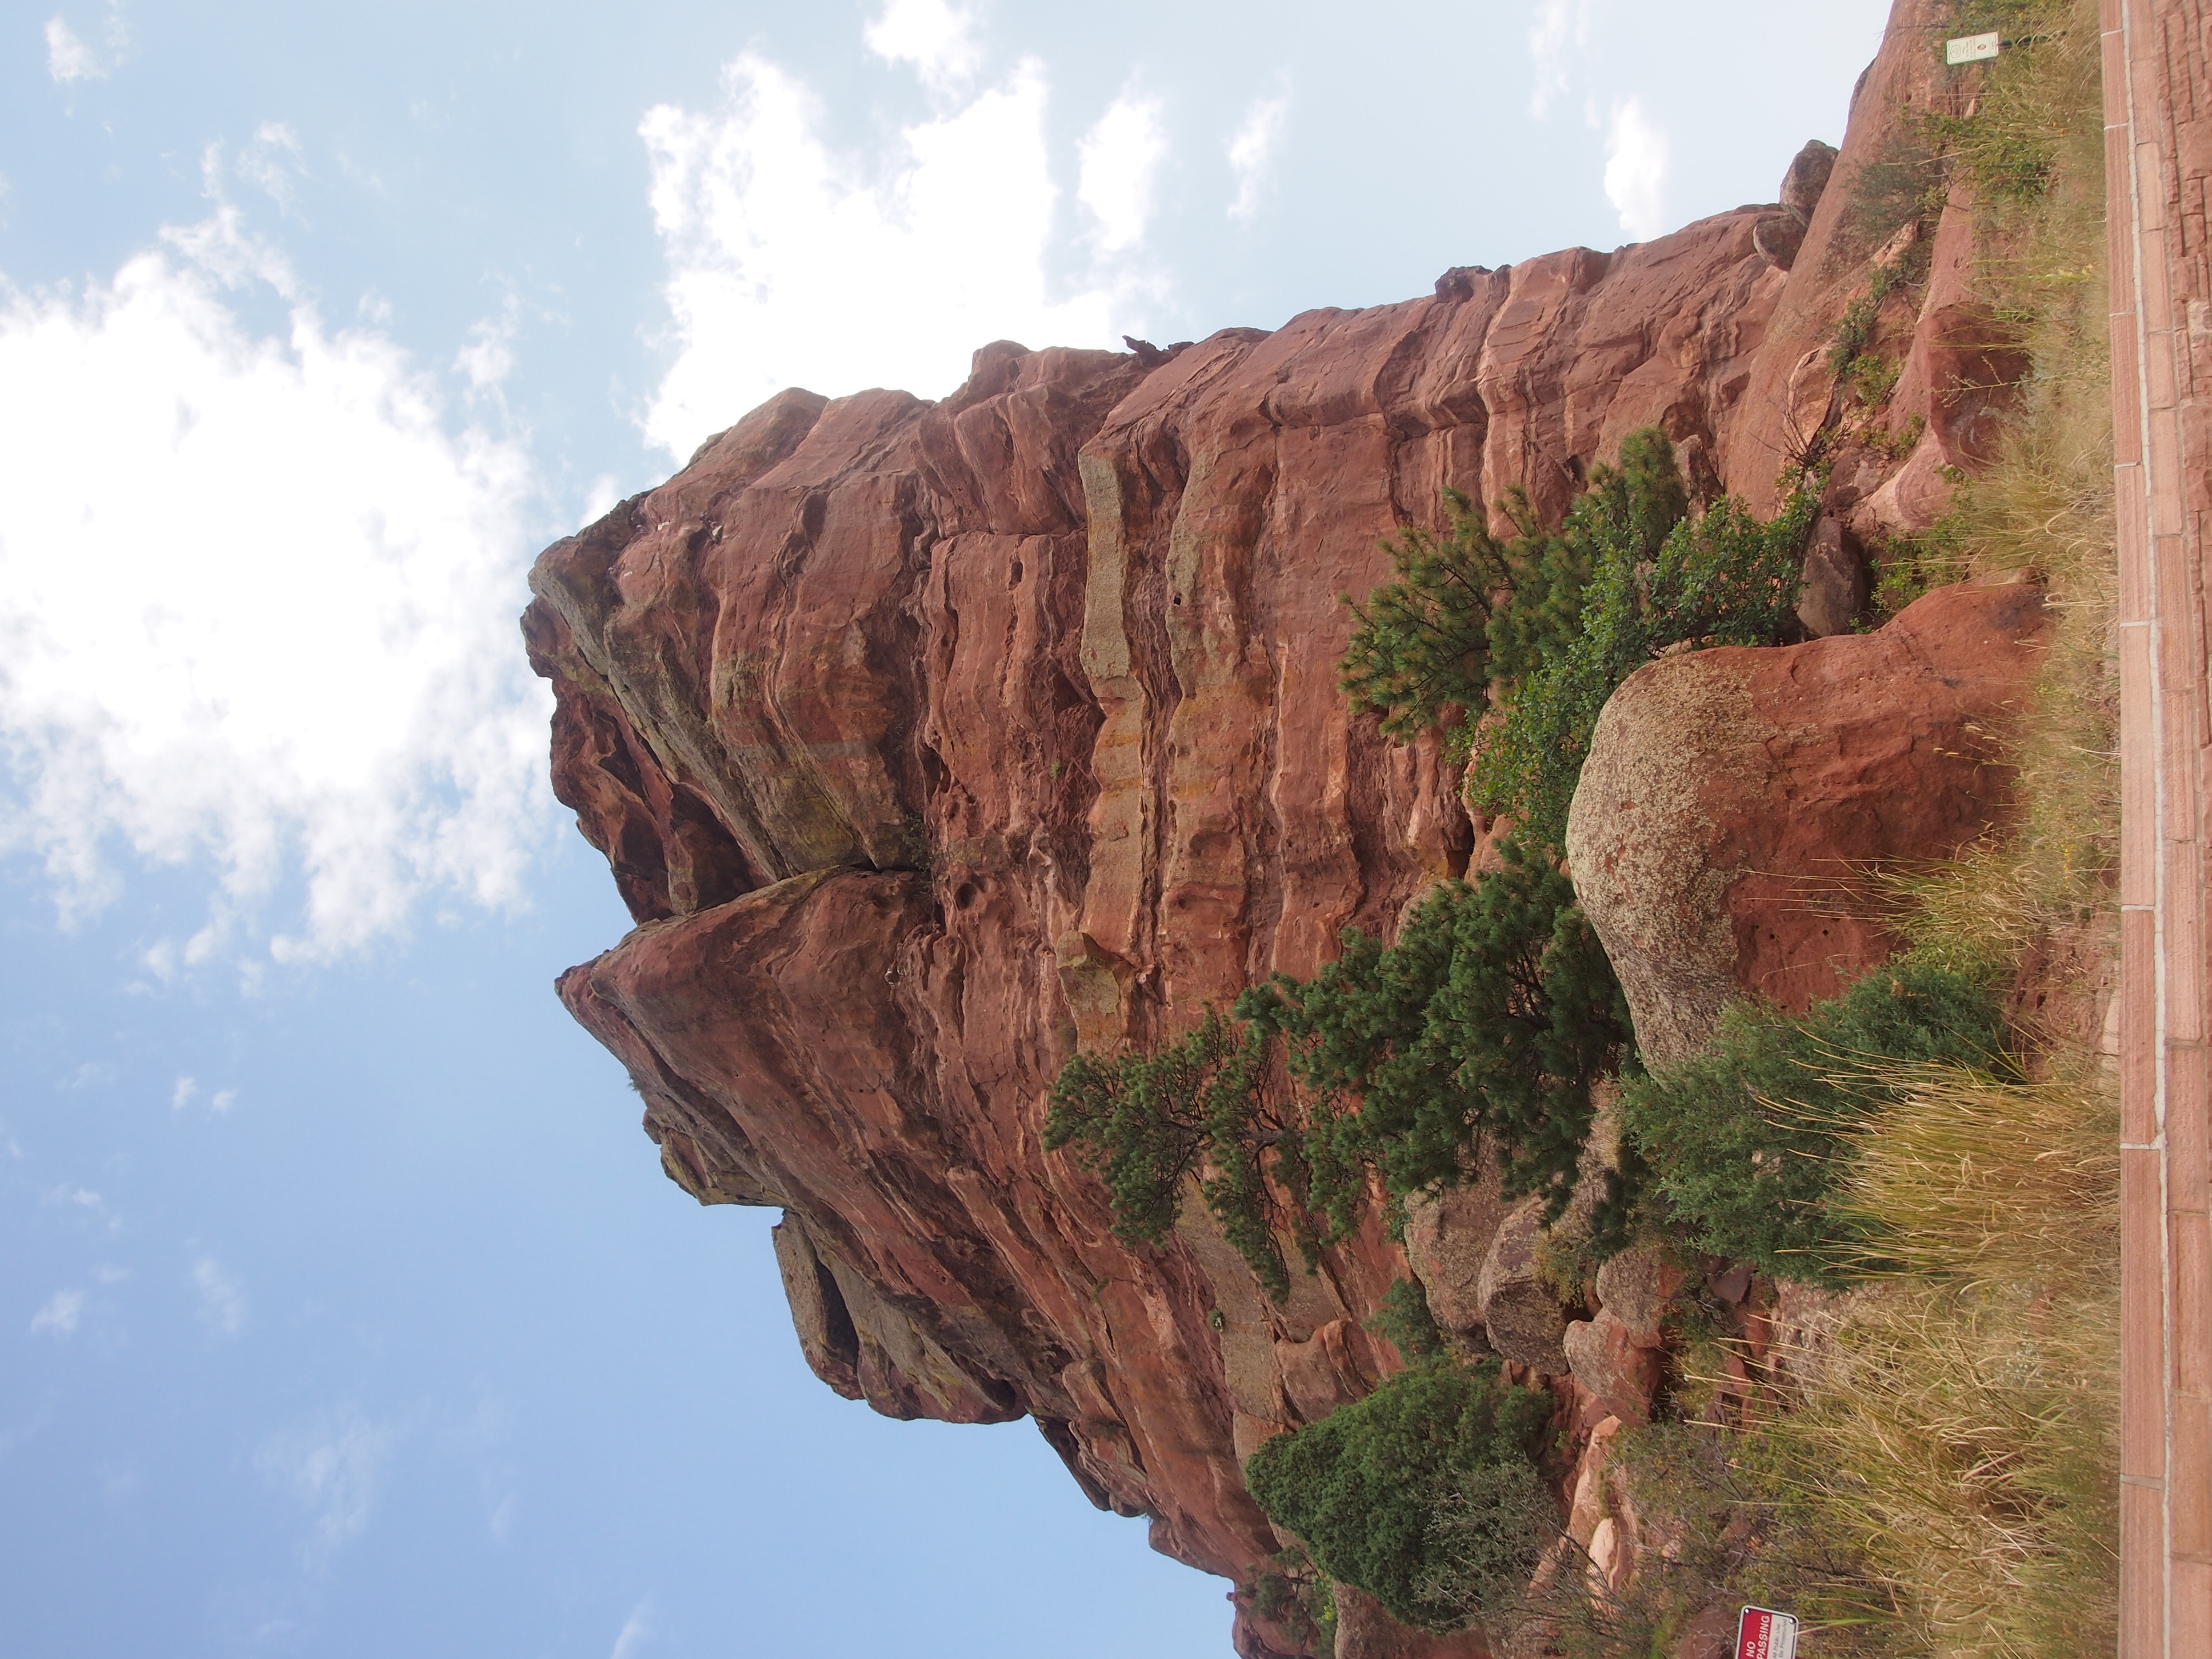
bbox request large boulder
[1565,579,2049,1066]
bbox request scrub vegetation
[1052,1,2117,1648]
[1046,429,1814,1300]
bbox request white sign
[1737,1606,1800,1659]
[1947,31,2002,64]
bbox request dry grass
[1605,9,2123,1654]
[1882,0,2116,970]
[1827,1062,2117,1295]
[1765,8,2122,1646]
[1766,1060,2119,1657]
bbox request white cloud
[1226,92,1288,223]
[580,475,622,528]
[455,296,520,398]
[1602,97,1669,241]
[0,200,552,962]
[864,0,981,93]
[44,18,100,84]
[639,47,1128,460]
[235,122,306,211]
[171,1076,196,1110]
[609,1599,654,1659]
[1528,0,1592,118]
[1077,93,1167,254]
[44,1183,120,1232]
[256,1408,399,1561]
[30,1288,84,1336]
[191,1255,247,1335]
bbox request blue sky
[0,4,1887,1655]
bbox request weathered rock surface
[526,209,1810,1591]
[1276,1320,1383,1426]
[1565,579,2050,1066]
[1402,1170,1510,1346]
[1330,1585,1490,1659]
[1796,514,1870,637]
[524,6,1999,1649]
[1593,1246,1689,1350]
[1562,1312,1660,1426]
[1473,1199,1571,1373]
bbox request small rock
[1402,1167,1510,1341]
[1275,1319,1379,1425]
[1587,1515,1619,1583]
[1770,1278,1861,1394]
[1563,1310,1658,1425]
[1796,515,1869,638]
[1594,1246,1688,1349]
[1753,212,1807,272]
[1780,139,1839,219]
[1671,1605,1737,1659]
[1565,1416,1622,1548]
[1476,1197,1572,1372]
[1708,1262,1753,1305]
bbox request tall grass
[1605,7,2122,1654]
[1767,1063,2119,1656]
[1882,0,2116,973]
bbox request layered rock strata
[524,5,2016,1651]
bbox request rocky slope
[522,4,2040,1651]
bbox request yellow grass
[1612,8,2123,1653]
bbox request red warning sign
[1737,1606,1800,1659]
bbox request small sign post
[1946,30,2002,64]
[1736,1605,1801,1659]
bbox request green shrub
[1345,428,1821,854]
[1048,845,1630,1301]
[1366,1276,1448,1365]
[1339,488,1515,743]
[1239,836,1632,1229]
[1413,1459,1566,1638]
[1246,1548,1338,1652]
[1469,436,1818,849]
[1618,958,2011,1278]
[1868,513,1972,618]
[1243,1359,1553,1632]
[1043,1007,1311,1301]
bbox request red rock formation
[522,6,1997,1648]
[1565,579,2050,1067]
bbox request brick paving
[2109,0,2212,1649]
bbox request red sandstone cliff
[522,5,2030,1652]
